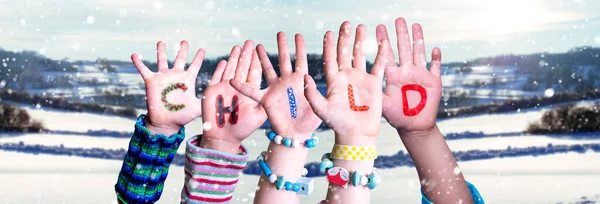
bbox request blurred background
[0,0,599,203]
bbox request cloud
[0,0,598,62]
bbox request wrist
[198,134,242,154]
[397,125,439,139]
[264,140,310,179]
[144,117,181,136]
[271,128,316,141]
[334,133,377,146]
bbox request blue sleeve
[115,114,185,204]
[421,181,484,204]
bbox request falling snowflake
[544,88,555,98]
[203,122,212,131]
[231,28,240,36]
[453,166,461,175]
[153,1,163,10]
[86,16,95,25]
[205,1,215,10]
[72,42,81,51]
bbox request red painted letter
[401,84,427,116]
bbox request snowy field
[1,100,600,203]
[1,151,599,204]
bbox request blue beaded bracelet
[319,153,380,190]
[256,151,314,195]
[265,131,319,148]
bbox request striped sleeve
[181,135,249,204]
[115,114,185,204]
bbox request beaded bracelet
[257,151,314,195]
[265,130,319,148]
[319,153,380,189]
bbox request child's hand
[231,33,321,137]
[132,40,205,135]
[377,18,442,136]
[304,22,389,145]
[200,40,267,153]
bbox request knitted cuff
[421,181,484,204]
[115,114,185,204]
[181,135,250,204]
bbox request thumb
[303,74,328,118]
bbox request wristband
[265,130,319,148]
[319,153,380,189]
[256,151,314,195]
[330,144,377,161]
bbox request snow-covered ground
[1,151,599,204]
[3,99,598,159]
[441,65,544,101]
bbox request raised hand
[304,21,389,144]
[132,40,204,135]
[230,33,321,137]
[200,40,267,153]
[377,18,443,135]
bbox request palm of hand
[383,67,441,132]
[377,19,444,134]
[132,41,204,130]
[260,72,321,136]
[322,70,383,138]
[145,72,202,127]
[200,41,267,143]
[201,82,264,142]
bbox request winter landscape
[2,0,600,203]
[1,45,600,204]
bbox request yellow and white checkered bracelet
[330,144,377,161]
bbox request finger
[352,24,367,72]
[337,21,353,70]
[277,32,293,76]
[430,47,442,77]
[234,40,255,82]
[294,34,308,75]
[376,24,397,67]
[210,60,227,85]
[371,38,390,78]
[187,48,206,76]
[223,46,241,80]
[131,53,152,80]
[230,79,264,102]
[257,44,278,85]
[323,31,338,84]
[156,41,169,71]
[247,50,263,87]
[303,74,328,119]
[173,40,189,70]
[395,17,413,66]
[412,24,427,68]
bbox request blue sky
[0,0,599,63]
